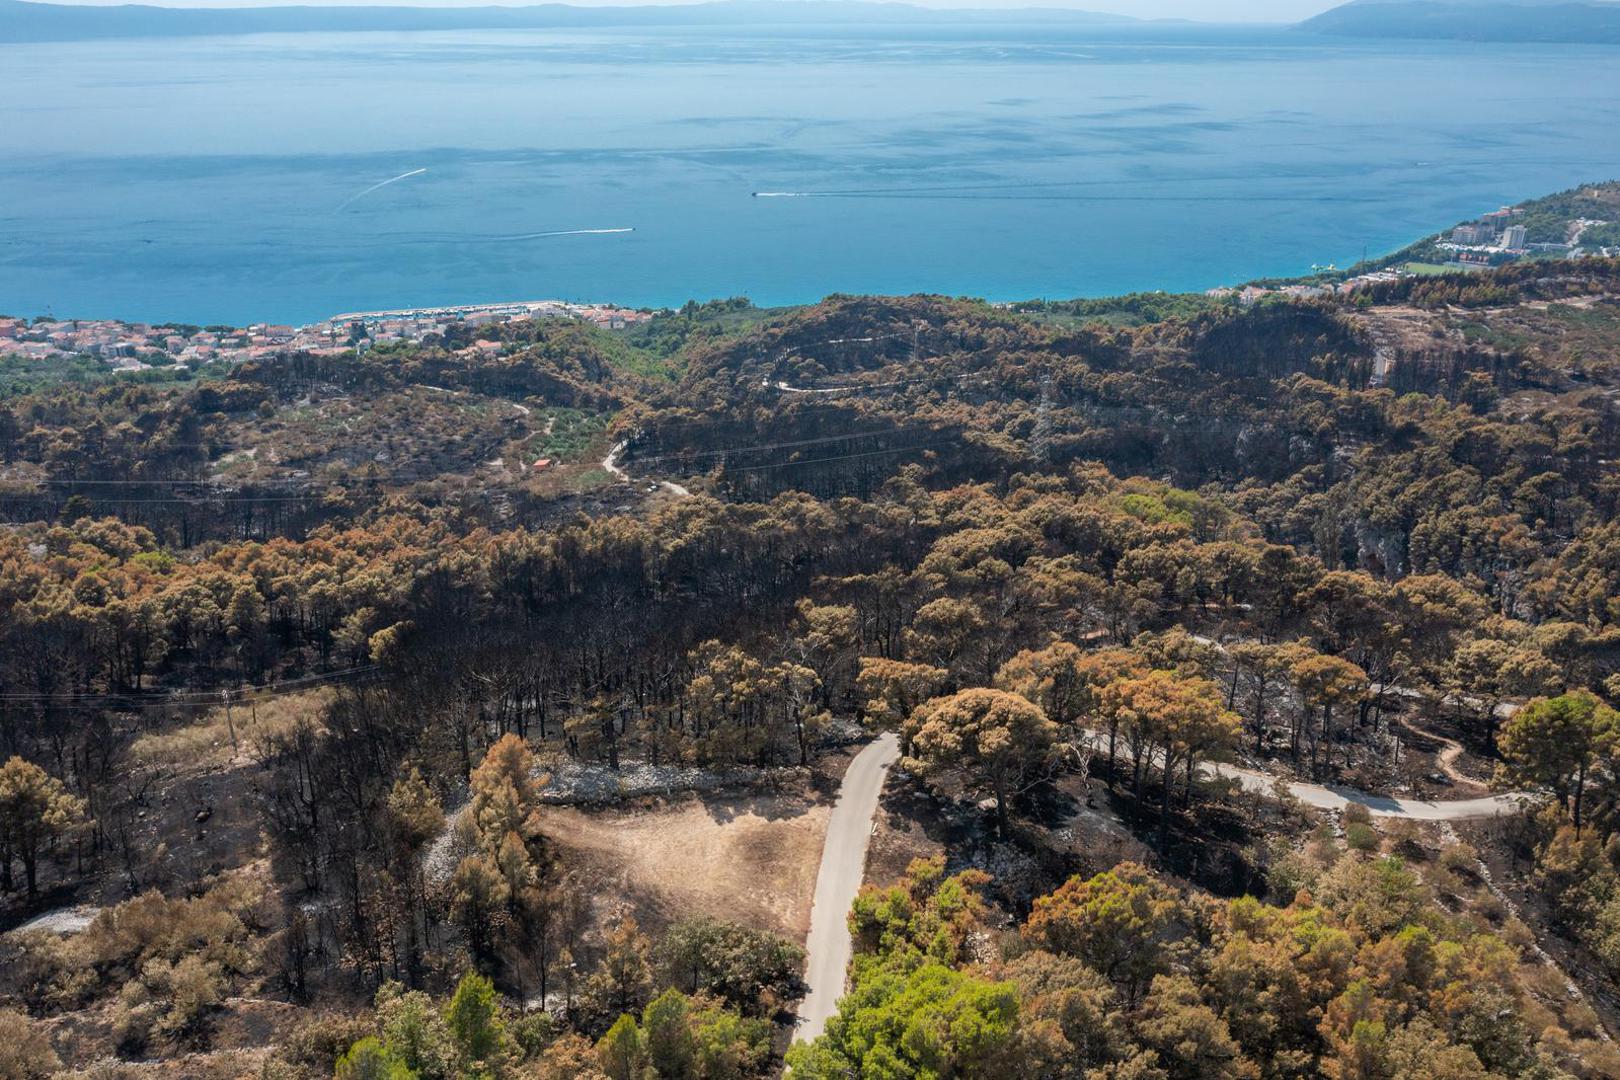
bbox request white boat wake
[507,227,635,239]
[337,167,428,211]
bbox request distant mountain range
[0,0,1139,43]
[1301,0,1620,43]
[7,0,1620,46]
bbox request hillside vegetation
[4,244,1620,1078]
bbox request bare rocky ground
[540,759,809,806]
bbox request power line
[722,439,962,474]
[0,664,379,707]
[30,429,913,482]
[11,426,949,495]
[17,475,489,489]
[9,354,1584,505]
[0,406,1380,506]
[767,370,985,397]
[1031,371,1055,466]
[626,428,922,466]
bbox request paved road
[794,732,901,1044]
[1212,761,1527,819]
[1076,731,1528,820]
[788,724,1520,1047]
[1171,635,1529,818]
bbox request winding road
[601,440,630,481]
[601,439,691,497]
[768,371,982,396]
[789,728,1530,1042]
[1210,760,1525,819]
[794,733,901,1043]
[1073,730,1527,820]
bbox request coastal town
[1206,270,1405,306]
[4,195,1616,373]
[1211,198,1618,306]
[0,298,653,372]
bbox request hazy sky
[44,0,1344,21]
[901,0,1337,16]
[890,0,1338,17]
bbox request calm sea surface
[3,24,1619,325]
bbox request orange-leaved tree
[903,688,1058,835]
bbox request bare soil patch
[542,791,832,940]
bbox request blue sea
[2,23,1619,325]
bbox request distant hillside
[0,0,1136,43]
[1300,0,1620,43]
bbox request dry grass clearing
[542,792,832,940]
[130,687,332,771]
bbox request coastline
[5,176,1618,370]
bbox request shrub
[1502,917,1538,953]
[1257,835,1318,901]
[65,1059,144,1080]
[0,1008,60,1080]
[14,875,264,1019]
[375,983,456,1080]
[9,930,96,1013]
[111,955,224,1051]
[1438,841,1480,877]
[508,1011,560,1062]
[1427,866,1467,902]
[523,1033,609,1080]
[335,1036,416,1080]
[1345,822,1379,853]
[1564,1000,1604,1040]
[112,979,157,1054]
[1305,824,1342,866]
[1471,890,1507,924]
[1316,854,1424,938]
[1384,819,1428,861]
[654,917,806,1015]
[272,1012,375,1079]
[157,955,226,1041]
